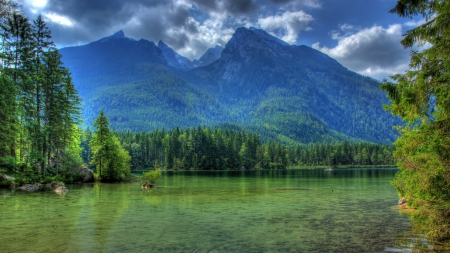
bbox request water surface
[1,168,415,252]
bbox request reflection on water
[0,168,437,252]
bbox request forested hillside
[80,127,395,171]
[60,27,401,145]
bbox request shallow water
[1,168,418,252]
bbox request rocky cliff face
[193,45,224,67]
[59,27,400,144]
[158,41,194,70]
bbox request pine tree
[90,111,131,181]
[381,0,450,241]
[0,74,16,157]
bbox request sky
[19,0,425,81]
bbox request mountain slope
[84,66,227,130]
[183,27,399,143]
[158,41,194,70]
[60,28,399,144]
[60,30,167,96]
[193,45,224,67]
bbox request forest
[0,1,83,183]
[80,126,395,172]
[0,0,395,185]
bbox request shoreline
[130,165,397,173]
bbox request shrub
[142,169,162,185]
[0,156,17,174]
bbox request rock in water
[54,186,69,194]
[18,184,40,192]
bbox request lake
[0,168,425,252]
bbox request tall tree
[381,0,450,241]
[90,111,131,181]
[0,74,16,157]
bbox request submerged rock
[141,182,156,189]
[54,186,69,194]
[18,184,40,192]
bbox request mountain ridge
[60,27,400,144]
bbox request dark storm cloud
[190,0,219,11]
[46,0,168,27]
[21,0,262,59]
[191,0,258,13]
[224,0,258,13]
[17,0,417,80]
[269,0,294,4]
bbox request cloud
[258,10,313,44]
[191,0,258,14]
[268,0,321,8]
[42,13,74,27]
[17,0,319,59]
[313,24,411,80]
[404,18,426,27]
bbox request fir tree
[381,0,450,241]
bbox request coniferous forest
[80,127,395,172]
[0,2,83,183]
[0,1,395,185]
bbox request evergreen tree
[0,74,16,157]
[381,0,450,241]
[90,111,131,182]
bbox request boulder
[18,184,40,192]
[141,182,156,189]
[0,173,15,182]
[0,173,15,188]
[78,166,94,182]
[398,197,407,205]
[54,186,69,194]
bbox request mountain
[183,27,399,143]
[158,41,194,70]
[60,28,399,144]
[193,45,224,67]
[59,30,167,97]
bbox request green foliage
[82,127,394,172]
[142,169,162,185]
[59,24,400,145]
[57,149,84,183]
[381,0,450,241]
[0,5,83,182]
[40,175,64,184]
[289,141,395,167]
[90,111,131,182]
[0,75,17,157]
[14,166,40,185]
[0,156,17,174]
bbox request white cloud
[404,19,426,27]
[43,13,74,27]
[28,0,47,8]
[313,24,411,80]
[257,11,313,44]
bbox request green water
[1,168,415,252]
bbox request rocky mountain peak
[193,45,224,67]
[221,27,291,62]
[111,30,125,38]
[157,40,193,71]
